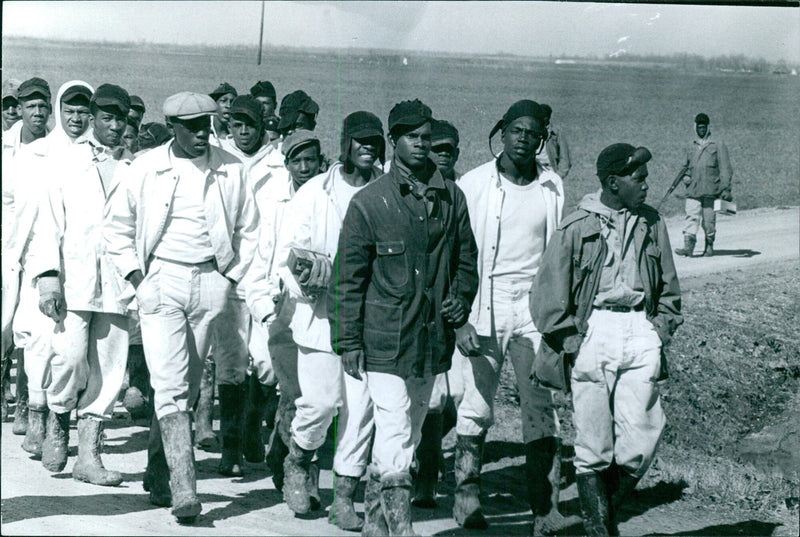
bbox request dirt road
[2,207,798,536]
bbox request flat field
[3,38,799,215]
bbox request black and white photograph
[2,1,798,535]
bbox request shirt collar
[392,157,445,197]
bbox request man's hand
[455,323,480,356]
[298,256,331,300]
[127,270,145,290]
[343,349,366,380]
[37,276,65,323]
[721,189,733,202]
[442,295,467,326]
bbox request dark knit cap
[596,143,652,181]
[250,80,276,100]
[388,99,432,134]
[489,100,548,139]
[340,111,385,164]
[264,115,280,132]
[694,113,710,125]
[431,119,459,145]
[278,90,319,131]
[18,77,51,100]
[91,84,131,114]
[230,95,263,124]
[129,95,146,112]
[209,82,238,101]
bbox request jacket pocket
[376,240,408,288]
[363,300,402,360]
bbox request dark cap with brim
[129,95,146,112]
[596,143,652,181]
[231,95,262,124]
[92,84,131,114]
[18,77,51,100]
[282,128,320,159]
[250,80,276,100]
[61,85,93,104]
[694,113,710,125]
[431,119,459,145]
[209,82,238,101]
[277,90,319,131]
[489,99,547,139]
[388,99,432,133]
[344,110,384,140]
[2,78,22,100]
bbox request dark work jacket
[328,161,479,379]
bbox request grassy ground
[3,38,799,217]
[490,263,799,522]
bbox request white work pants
[455,280,559,443]
[571,309,665,478]
[49,310,129,419]
[366,371,434,478]
[138,258,230,419]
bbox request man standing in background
[2,79,22,132]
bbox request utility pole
[257,0,265,65]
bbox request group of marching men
[1,74,682,537]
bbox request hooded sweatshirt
[44,80,95,154]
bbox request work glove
[38,276,65,323]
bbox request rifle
[656,163,690,211]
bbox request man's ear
[606,175,619,192]
[387,133,396,149]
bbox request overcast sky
[3,1,799,62]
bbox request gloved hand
[721,189,733,202]
[38,276,65,322]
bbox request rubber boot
[160,411,202,523]
[453,434,488,530]
[412,411,442,508]
[526,437,566,536]
[674,234,696,257]
[601,464,640,536]
[242,374,266,463]
[329,472,364,531]
[42,411,70,472]
[193,357,216,450]
[267,426,289,492]
[12,350,28,435]
[22,406,48,458]
[362,466,389,537]
[703,238,715,257]
[308,460,321,511]
[576,472,611,537]
[72,416,123,486]
[381,473,417,537]
[143,412,171,507]
[123,344,151,421]
[218,383,245,477]
[283,438,314,514]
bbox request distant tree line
[600,52,796,74]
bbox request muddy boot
[526,437,566,536]
[283,438,314,514]
[453,433,488,530]
[601,464,640,536]
[12,351,28,435]
[381,473,417,536]
[143,413,171,507]
[72,416,123,486]
[22,406,48,458]
[160,411,202,524]
[218,383,245,477]
[576,472,611,537]
[267,427,289,492]
[1,351,13,403]
[123,345,151,421]
[242,374,266,463]
[42,411,70,472]
[674,234,696,257]
[362,467,389,536]
[193,357,216,450]
[329,472,363,531]
[703,238,715,257]
[412,411,442,508]
[308,460,321,511]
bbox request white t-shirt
[152,152,215,264]
[492,175,548,280]
[332,168,368,217]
